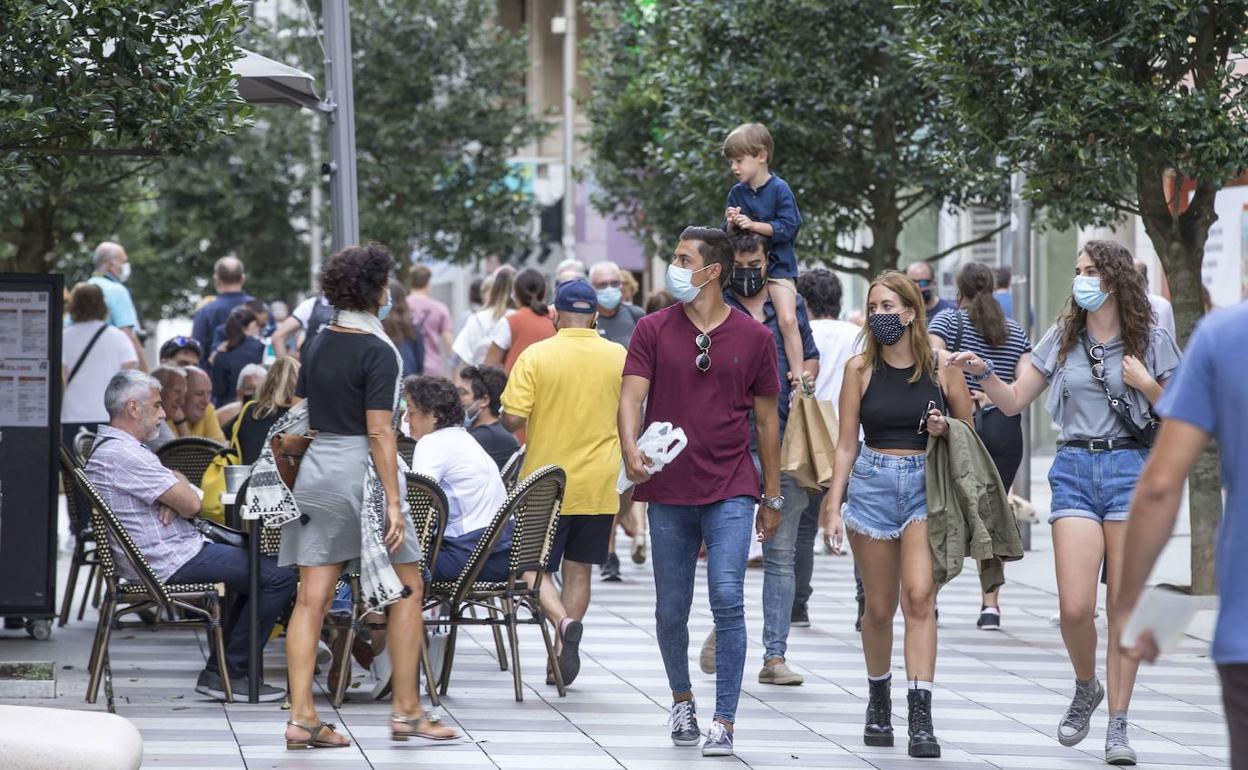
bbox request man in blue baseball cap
[500,279,628,687]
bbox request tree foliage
[910,0,1248,593]
[345,0,547,263]
[0,0,251,272]
[580,0,1006,278]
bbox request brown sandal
[390,712,459,742]
[285,720,351,750]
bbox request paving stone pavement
[0,522,1228,770]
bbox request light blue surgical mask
[463,405,479,428]
[378,293,393,320]
[665,264,714,304]
[596,286,622,310]
[1072,275,1110,312]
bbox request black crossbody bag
[1080,333,1160,448]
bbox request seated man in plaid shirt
[85,370,295,702]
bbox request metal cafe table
[221,490,265,705]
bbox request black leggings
[977,408,1023,491]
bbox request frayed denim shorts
[1048,445,1148,524]
[843,445,927,540]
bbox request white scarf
[246,307,411,612]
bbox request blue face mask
[1072,275,1110,312]
[666,264,714,304]
[463,404,479,428]
[378,293,393,321]
[596,286,622,310]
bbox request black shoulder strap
[1080,331,1149,444]
[68,324,111,384]
[952,310,966,353]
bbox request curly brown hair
[320,244,394,312]
[1055,240,1153,364]
[402,376,464,430]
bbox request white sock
[981,606,1001,615]
[868,672,892,682]
[909,680,933,692]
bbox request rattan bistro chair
[396,435,418,466]
[324,472,449,708]
[70,468,232,712]
[426,465,565,702]
[72,428,96,463]
[499,445,526,492]
[57,447,103,626]
[156,437,222,486]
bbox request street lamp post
[323,0,360,253]
[1010,170,1033,550]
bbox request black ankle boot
[863,677,894,747]
[907,689,941,758]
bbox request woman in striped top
[928,262,1032,630]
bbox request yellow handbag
[198,403,248,523]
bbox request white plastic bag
[617,422,688,493]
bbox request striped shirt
[85,425,206,582]
[929,309,1032,393]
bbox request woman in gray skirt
[282,245,458,748]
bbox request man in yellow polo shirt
[501,279,626,687]
[180,366,225,443]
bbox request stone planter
[0,661,56,698]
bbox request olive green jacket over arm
[925,418,1023,594]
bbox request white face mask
[115,262,132,283]
[666,263,714,303]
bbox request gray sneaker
[1105,715,1137,765]
[668,700,701,747]
[702,721,734,757]
[1057,678,1104,746]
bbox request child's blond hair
[722,122,774,164]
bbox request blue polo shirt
[1156,301,1248,664]
[726,290,819,439]
[87,274,138,329]
[724,174,802,279]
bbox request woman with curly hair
[402,376,510,583]
[280,245,457,748]
[820,270,973,759]
[950,240,1181,765]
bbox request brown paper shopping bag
[780,392,839,491]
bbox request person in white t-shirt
[791,268,863,627]
[269,295,335,360]
[1133,261,1177,340]
[451,265,515,366]
[403,376,510,582]
[62,282,140,451]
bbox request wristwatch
[761,495,785,511]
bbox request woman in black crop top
[281,246,457,749]
[818,271,972,758]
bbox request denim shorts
[1048,445,1148,524]
[843,445,927,540]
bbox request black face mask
[730,266,766,298]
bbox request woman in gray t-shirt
[948,240,1180,766]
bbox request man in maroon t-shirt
[619,226,782,758]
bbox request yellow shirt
[185,404,225,443]
[502,328,626,515]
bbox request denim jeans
[761,473,807,662]
[168,543,298,677]
[793,488,824,611]
[648,496,754,724]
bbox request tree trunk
[0,204,58,274]
[1138,171,1222,595]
